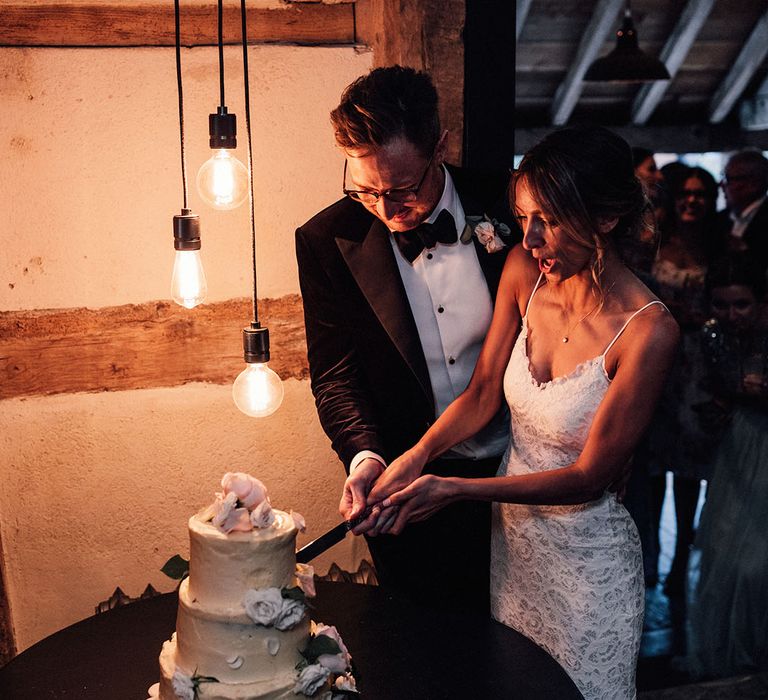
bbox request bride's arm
[380,304,679,533]
[366,245,536,504]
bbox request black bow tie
[393,209,458,263]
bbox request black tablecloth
[0,581,583,699]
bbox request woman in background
[687,256,768,679]
[644,166,720,595]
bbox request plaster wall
[0,44,373,651]
[0,382,370,652]
[1,45,369,310]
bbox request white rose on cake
[294,663,331,696]
[243,587,307,630]
[295,563,317,598]
[243,587,284,626]
[250,499,276,528]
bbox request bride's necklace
[560,302,599,343]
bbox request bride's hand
[378,475,458,536]
[367,447,428,506]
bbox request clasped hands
[339,450,454,537]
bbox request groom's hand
[339,458,385,532]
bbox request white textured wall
[0,44,372,651]
[0,382,370,652]
[1,45,369,310]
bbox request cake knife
[295,512,369,564]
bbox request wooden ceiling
[515,0,768,151]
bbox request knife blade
[295,512,369,564]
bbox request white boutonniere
[462,215,510,253]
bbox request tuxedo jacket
[715,198,768,271]
[295,165,517,473]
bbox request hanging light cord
[174,0,188,208]
[240,0,259,325]
[218,0,226,106]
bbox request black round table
[0,581,583,699]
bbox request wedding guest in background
[295,65,519,614]
[640,166,720,596]
[633,147,666,235]
[364,126,679,698]
[716,150,768,278]
[687,255,768,679]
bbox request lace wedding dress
[491,278,660,699]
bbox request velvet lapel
[335,218,433,406]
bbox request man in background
[717,150,768,281]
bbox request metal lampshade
[585,10,670,82]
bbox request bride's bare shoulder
[503,243,539,286]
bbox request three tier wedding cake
[148,473,357,700]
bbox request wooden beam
[514,124,768,156]
[516,0,532,41]
[0,531,15,666]
[550,0,625,126]
[709,9,768,124]
[0,296,309,400]
[631,0,715,125]
[0,2,355,47]
[354,0,466,166]
[740,72,768,131]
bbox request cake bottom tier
[158,637,299,700]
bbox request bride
[358,126,679,699]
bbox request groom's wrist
[349,450,387,476]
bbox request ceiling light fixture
[171,0,207,309]
[196,0,249,210]
[231,0,284,418]
[584,5,670,83]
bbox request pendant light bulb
[233,325,284,418]
[197,149,249,210]
[197,106,248,210]
[171,210,208,309]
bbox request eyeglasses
[676,189,708,199]
[720,173,753,186]
[343,149,436,204]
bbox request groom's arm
[295,224,387,473]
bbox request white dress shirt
[729,195,766,239]
[350,168,508,473]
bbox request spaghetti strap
[524,272,546,319]
[602,299,667,357]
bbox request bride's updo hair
[515,126,649,294]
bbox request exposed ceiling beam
[516,0,533,41]
[709,9,768,124]
[631,0,715,125]
[740,71,768,131]
[550,0,625,126]
[515,124,768,156]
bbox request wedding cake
[148,473,357,700]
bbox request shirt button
[426,253,433,259]
[448,356,456,365]
[437,305,444,313]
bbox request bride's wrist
[408,443,431,470]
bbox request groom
[295,66,518,614]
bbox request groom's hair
[330,65,440,158]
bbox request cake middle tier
[175,578,309,684]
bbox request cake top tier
[186,472,306,608]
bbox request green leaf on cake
[302,634,342,662]
[161,554,190,580]
[281,586,306,602]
